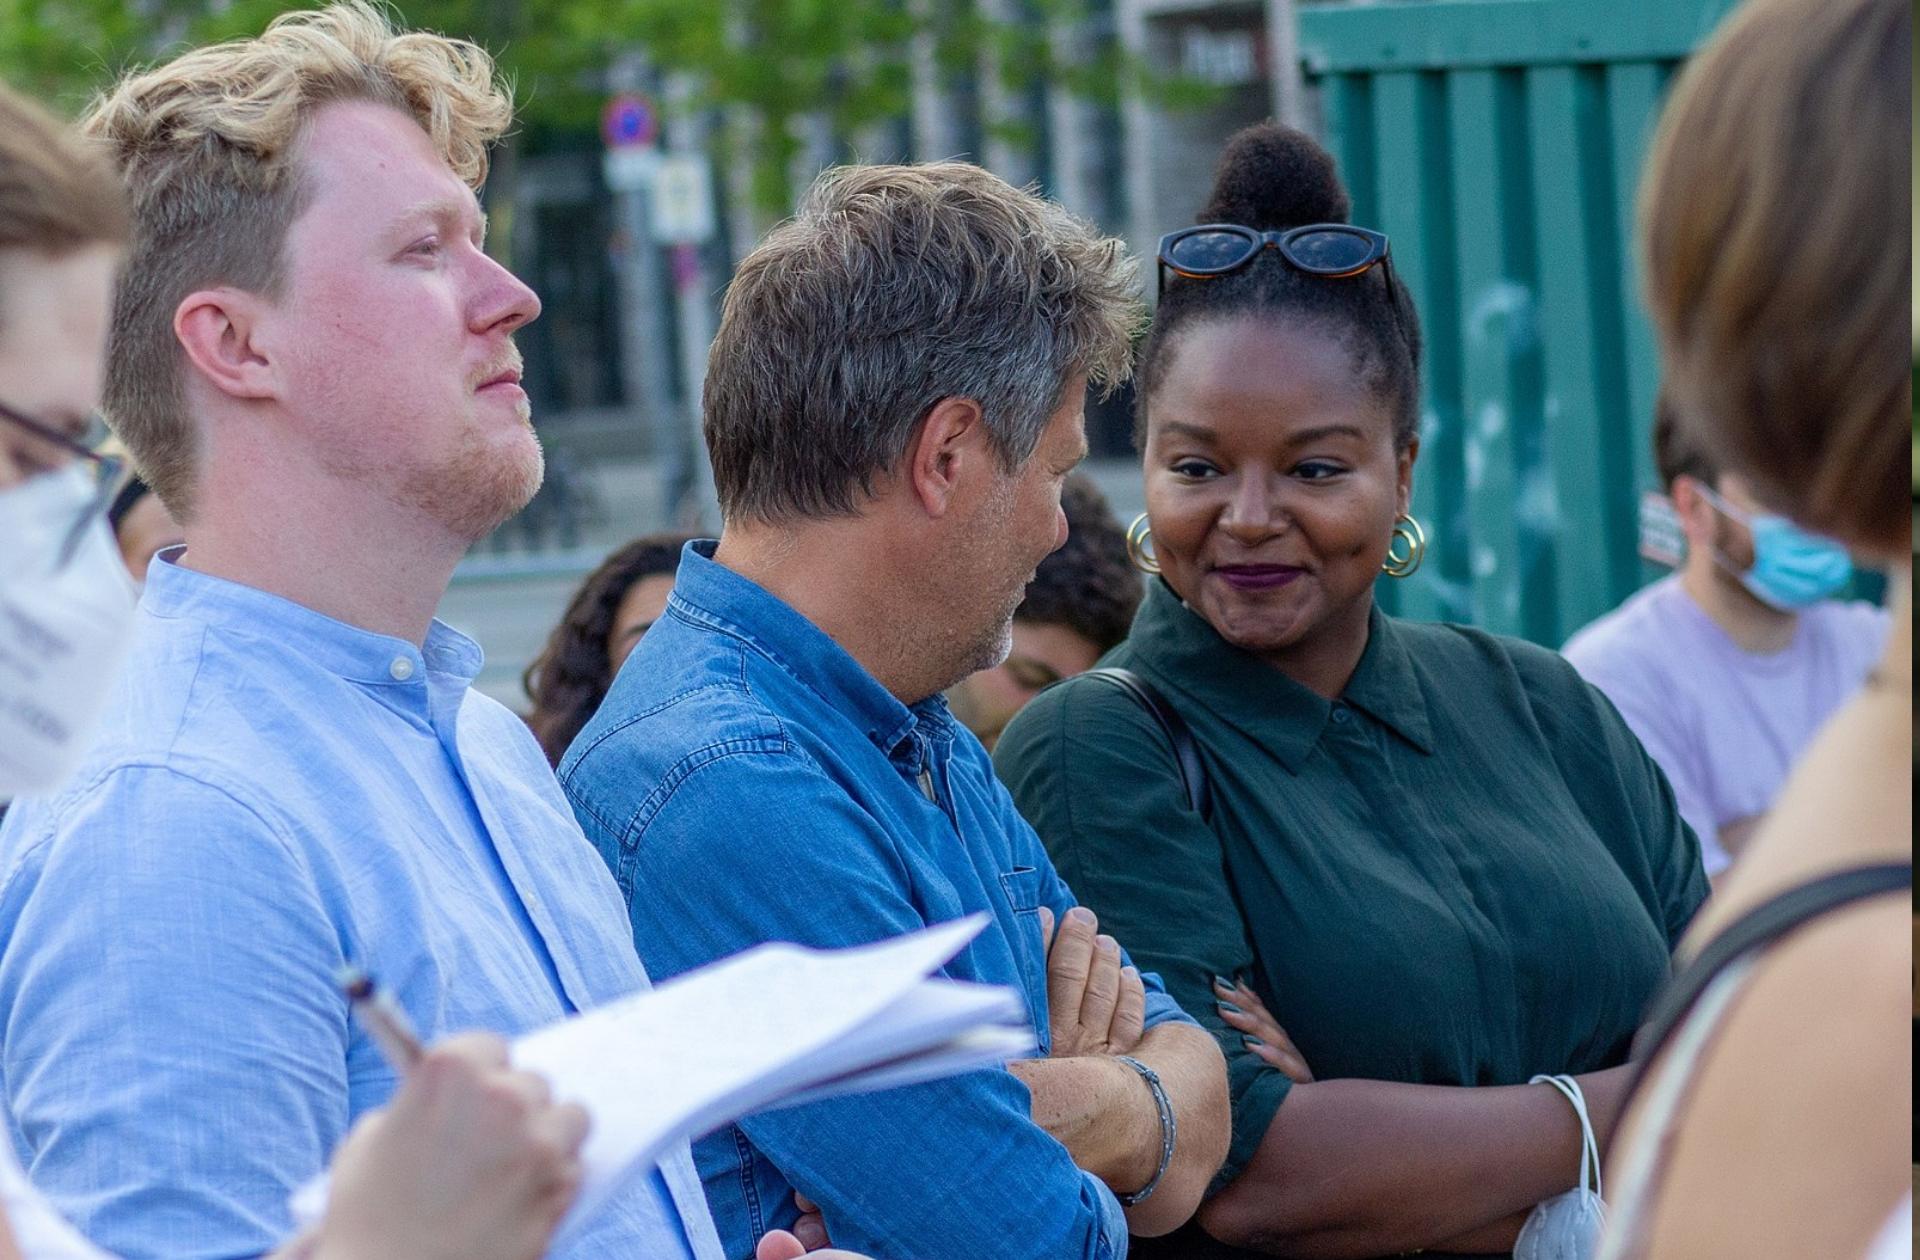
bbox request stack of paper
[294,915,1033,1241]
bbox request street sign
[601,92,658,150]
[649,154,716,244]
[602,146,659,193]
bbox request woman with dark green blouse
[995,124,1708,1259]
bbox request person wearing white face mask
[0,32,863,1260]
[0,413,136,802]
[0,75,603,1260]
[1562,392,1887,884]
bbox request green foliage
[0,0,613,125]
[1,0,1205,209]
[0,0,230,114]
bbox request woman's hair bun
[1197,122,1351,230]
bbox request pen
[336,965,425,1074]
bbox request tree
[0,0,616,265]
[598,0,1206,214]
[3,0,1207,218]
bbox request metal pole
[1264,0,1307,129]
[663,73,720,531]
[606,55,677,466]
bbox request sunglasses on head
[1156,221,1411,352]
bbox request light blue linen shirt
[0,550,723,1260]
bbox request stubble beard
[399,410,545,543]
[949,476,1030,680]
[942,547,1031,696]
[961,607,1019,678]
[918,602,1017,704]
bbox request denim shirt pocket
[998,864,1050,1049]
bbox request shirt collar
[1126,578,1435,771]
[1340,604,1436,756]
[142,546,483,695]
[667,541,922,756]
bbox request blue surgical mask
[1697,484,1853,611]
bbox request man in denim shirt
[563,163,1230,1260]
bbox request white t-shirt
[1862,1192,1910,1260]
[2,1141,112,1259]
[1563,576,1887,874]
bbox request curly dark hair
[1016,473,1142,653]
[1136,122,1424,450]
[523,532,693,766]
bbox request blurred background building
[4,0,1743,706]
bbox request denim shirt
[0,551,723,1260]
[562,542,1194,1260]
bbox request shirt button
[1330,704,1350,724]
[388,656,416,681]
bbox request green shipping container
[1299,0,1739,644]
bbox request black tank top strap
[1628,861,1912,1097]
[1078,667,1211,820]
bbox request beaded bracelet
[1113,1054,1176,1207]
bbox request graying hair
[703,161,1142,525]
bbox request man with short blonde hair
[85,4,512,523]
[0,8,723,1258]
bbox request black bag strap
[1081,667,1211,819]
[1630,861,1912,1085]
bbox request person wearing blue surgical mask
[1563,392,1889,884]
[1690,484,1856,612]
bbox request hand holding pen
[336,966,425,1073]
[296,969,589,1260]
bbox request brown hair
[81,1,512,522]
[1651,387,1718,491]
[703,161,1141,526]
[1639,0,1909,552]
[0,80,129,276]
[523,533,695,766]
[1015,473,1142,654]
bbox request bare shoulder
[1635,897,1910,1259]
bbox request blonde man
[0,70,598,1260]
[0,9,730,1258]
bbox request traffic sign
[601,92,657,149]
[602,146,659,193]
[650,154,716,244]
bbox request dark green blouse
[995,580,1707,1253]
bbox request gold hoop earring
[1126,512,1161,575]
[1382,513,1427,579]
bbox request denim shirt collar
[668,541,936,759]
[142,546,481,723]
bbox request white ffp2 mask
[0,465,138,796]
[1514,1073,1607,1260]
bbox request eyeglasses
[0,399,124,572]
[1156,221,1412,351]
